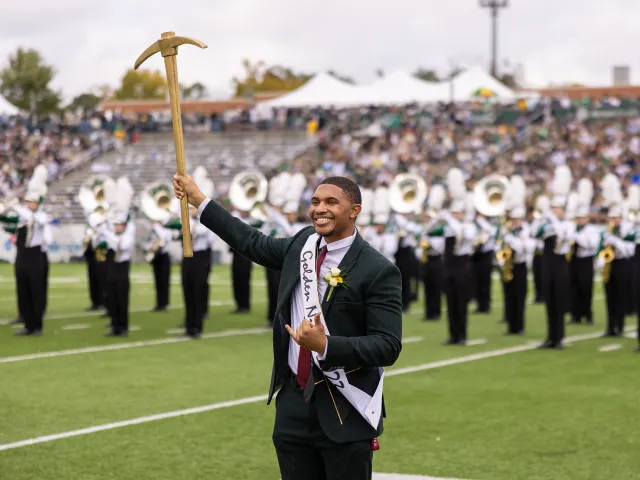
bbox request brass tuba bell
[388,173,428,215]
[228,170,269,213]
[473,174,510,217]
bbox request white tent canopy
[345,70,450,105]
[0,95,19,115]
[255,66,533,108]
[257,72,360,109]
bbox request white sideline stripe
[0,326,634,453]
[0,327,270,364]
[598,344,622,352]
[61,324,91,331]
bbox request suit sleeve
[322,263,403,369]
[197,197,295,270]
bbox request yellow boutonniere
[323,267,349,300]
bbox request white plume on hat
[193,166,215,199]
[24,165,49,202]
[574,178,593,218]
[446,168,466,201]
[508,175,527,211]
[626,184,640,213]
[565,191,580,220]
[550,165,572,208]
[357,188,373,226]
[600,173,624,217]
[427,184,446,211]
[372,186,390,224]
[110,177,134,224]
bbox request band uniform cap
[449,200,466,213]
[373,213,388,224]
[575,205,590,217]
[608,204,623,218]
[24,191,41,203]
[112,211,129,224]
[550,195,566,208]
[282,201,299,214]
[509,206,526,219]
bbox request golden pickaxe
[134,31,207,258]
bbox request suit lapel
[322,233,365,318]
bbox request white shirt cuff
[197,198,211,218]
[317,340,328,360]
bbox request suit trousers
[474,250,493,312]
[605,259,627,336]
[273,381,373,480]
[444,256,471,342]
[532,253,544,303]
[152,252,171,309]
[624,258,635,316]
[542,253,569,345]
[569,256,594,324]
[266,268,281,324]
[16,247,45,332]
[104,251,116,318]
[231,250,252,310]
[107,261,130,334]
[504,263,527,333]
[42,251,49,315]
[423,255,443,320]
[181,250,210,335]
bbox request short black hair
[320,176,362,205]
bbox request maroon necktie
[296,245,327,388]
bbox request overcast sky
[0,0,637,102]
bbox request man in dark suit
[173,173,403,480]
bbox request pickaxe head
[134,31,207,70]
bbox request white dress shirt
[197,197,352,375]
[571,224,599,257]
[288,229,357,374]
[11,204,48,248]
[96,221,136,262]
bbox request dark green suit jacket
[199,199,403,443]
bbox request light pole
[479,0,509,77]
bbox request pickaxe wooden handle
[134,31,207,258]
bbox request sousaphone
[229,170,269,218]
[389,173,428,215]
[473,174,510,217]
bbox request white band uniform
[299,232,385,429]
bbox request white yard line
[0,299,267,324]
[61,324,92,331]
[402,336,424,344]
[0,327,271,364]
[466,339,488,346]
[373,474,469,480]
[0,326,634,453]
[598,344,622,352]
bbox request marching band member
[230,208,254,314]
[96,177,135,337]
[0,165,49,336]
[497,203,530,335]
[439,168,477,345]
[418,184,446,321]
[82,209,107,312]
[472,214,497,314]
[178,205,215,338]
[536,166,574,349]
[629,186,640,352]
[147,221,175,312]
[568,180,598,325]
[529,195,550,305]
[0,202,23,325]
[393,213,421,312]
[368,215,398,263]
[597,174,636,338]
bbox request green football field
[0,262,638,480]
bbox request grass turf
[0,262,638,479]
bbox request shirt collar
[319,227,357,252]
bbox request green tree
[181,81,208,99]
[113,69,167,100]
[0,47,62,115]
[498,73,518,89]
[66,93,101,112]
[232,59,312,97]
[413,68,439,82]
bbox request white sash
[299,233,384,429]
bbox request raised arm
[322,263,403,369]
